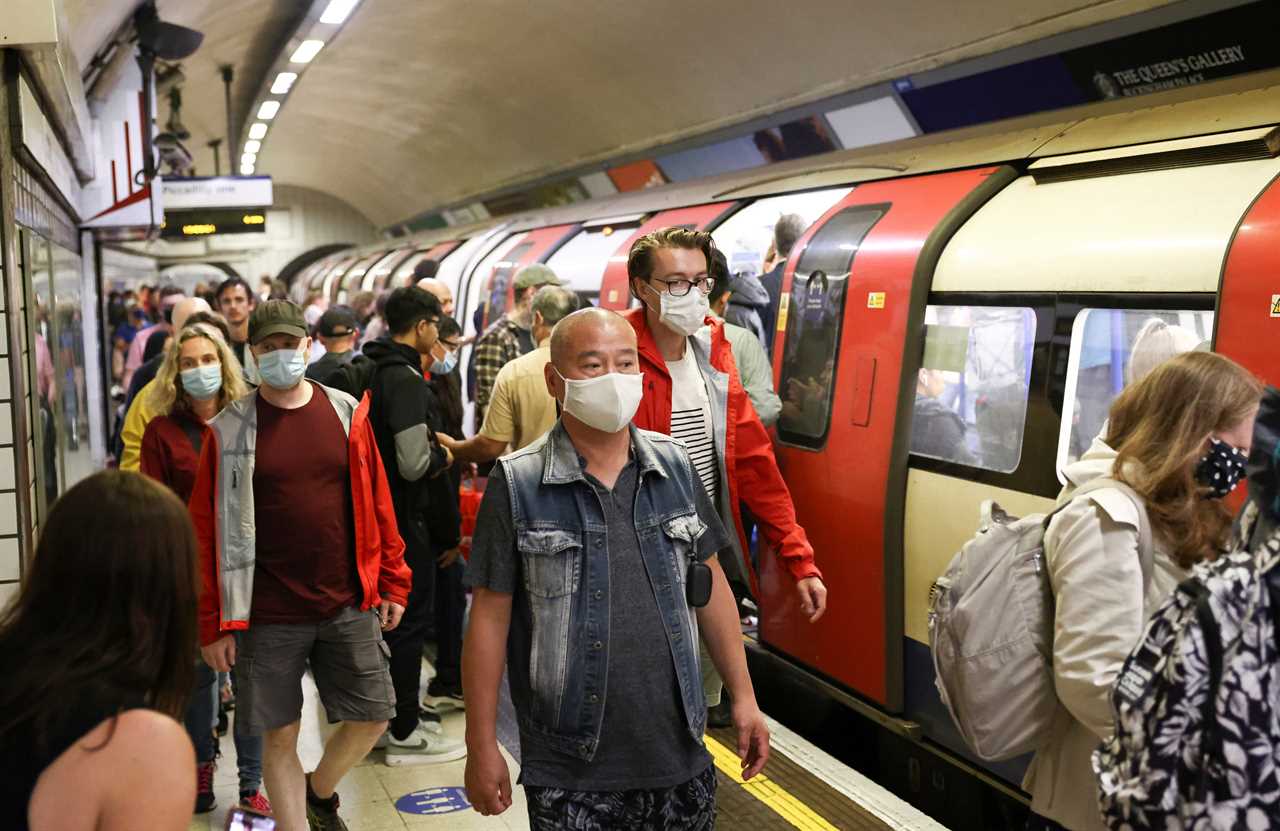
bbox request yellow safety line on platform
[705,734,839,831]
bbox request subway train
[287,76,1280,818]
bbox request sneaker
[373,729,390,750]
[194,759,217,814]
[240,790,272,815]
[421,680,465,716]
[305,774,348,831]
[384,725,467,766]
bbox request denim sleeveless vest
[498,422,709,760]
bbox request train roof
[365,67,1280,255]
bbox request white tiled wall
[0,491,16,536]
[0,581,18,612]
[0,538,18,581]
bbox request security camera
[153,132,195,177]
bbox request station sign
[161,208,268,239]
[161,176,273,211]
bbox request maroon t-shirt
[251,383,360,623]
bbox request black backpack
[315,354,378,400]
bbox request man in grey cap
[470,263,561,433]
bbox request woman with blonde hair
[139,321,268,816]
[1025,350,1262,831]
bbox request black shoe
[422,679,465,716]
[707,699,733,729]
[305,773,348,831]
[216,707,229,737]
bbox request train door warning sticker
[776,293,790,331]
[395,786,470,815]
[1271,294,1280,317]
[867,292,886,309]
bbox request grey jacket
[721,320,781,427]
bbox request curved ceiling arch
[66,0,1176,226]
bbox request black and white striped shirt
[667,354,719,504]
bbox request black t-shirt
[468,449,730,791]
[1,686,145,831]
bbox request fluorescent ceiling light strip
[243,140,261,154]
[240,163,255,175]
[319,0,360,24]
[248,122,268,140]
[290,39,324,63]
[242,153,257,165]
[270,72,297,94]
[257,100,280,120]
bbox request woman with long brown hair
[0,471,198,830]
[1024,351,1262,831]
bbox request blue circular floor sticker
[396,786,471,815]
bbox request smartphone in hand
[225,807,276,831]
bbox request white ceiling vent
[1030,126,1280,184]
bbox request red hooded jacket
[621,308,819,594]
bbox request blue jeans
[185,659,264,794]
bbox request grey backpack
[928,478,1153,761]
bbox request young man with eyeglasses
[622,227,828,725]
[362,287,466,765]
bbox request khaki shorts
[232,605,396,735]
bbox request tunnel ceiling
[64,0,1176,227]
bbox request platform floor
[189,661,948,831]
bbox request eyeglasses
[654,277,711,297]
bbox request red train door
[759,166,1014,710]
[597,203,738,310]
[1216,173,1280,390]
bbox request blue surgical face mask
[256,343,308,389]
[430,346,458,375]
[180,364,223,400]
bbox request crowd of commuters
[11,228,1279,831]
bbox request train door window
[912,306,1037,473]
[545,216,645,307]
[710,187,852,278]
[777,205,885,448]
[1057,308,1214,475]
[461,234,529,339]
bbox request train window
[544,218,644,306]
[711,187,852,278]
[1057,308,1214,475]
[777,205,885,448]
[911,306,1037,473]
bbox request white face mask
[645,283,709,337]
[556,368,643,434]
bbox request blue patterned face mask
[1195,437,1248,499]
[256,344,308,389]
